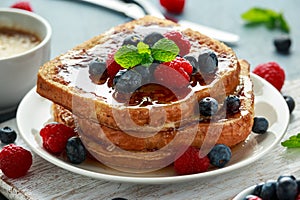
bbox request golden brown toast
[52,60,254,170]
[37,16,241,132]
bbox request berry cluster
[10,1,33,12]
[39,123,87,164]
[244,175,300,200]
[174,144,232,175]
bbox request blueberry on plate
[225,95,241,114]
[123,34,142,46]
[143,32,164,47]
[283,95,295,114]
[66,136,87,164]
[274,35,291,54]
[0,126,17,144]
[199,97,219,116]
[276,175,298,200]
[197,49,218,74]
[207,144,232,168]
[184,55,198,75]
[252,117,269,134]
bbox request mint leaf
[241,7,290,33]
[114,45,143,68]
[137,42,151,55]
[151,38,179,62]
[281,133,300,148]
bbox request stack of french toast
[37,16,254,171]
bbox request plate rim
[16,73,290,184]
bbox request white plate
[16,74,290,184]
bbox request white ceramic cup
[0,8,52,114]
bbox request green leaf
[281,133,300,148]
[151,38,179,62]
[114,45,143,68]
[241,7,290,33]
[137,42,151,55]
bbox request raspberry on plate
[174,146,210,175]
[40,123,76,154]
[164,31,191,56]
[0,144,32,178]
[10,1,33,12]
[160,0,185,14]
[252,62,285,91]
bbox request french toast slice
[51,60,254,171]
[37,16,240,132]
[53,60,254,151]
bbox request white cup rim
[0,8,52,61]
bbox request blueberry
[197,49,218,74]
[199,97,219,116]
[276,176,298,200]
[66,136,87,164]
[274,35,291,54]
[88,59,106,76]
[133,65,151,84]
[123,34,142,46]
[208,144,232,168]
[252,117,269,134]
[113,69,143,93]
[0,126,17,144]
[252,182,265,197]
[143,32,164,47]
[260,180,277,200]
[184,55,198,74]
[225,95,241,114]
[283,95,295,114]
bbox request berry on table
[0,126,17,144]
[252,61,285,91]
[252,117,269,134]
[0,144,32,178]
[10,1,33,12]
[199,97,219,116]
[39,123,76,154]
[174,146,210,175]
[274,35,292,54]
[164,31,191,56]
[207,144,232,168]
[225,95,241,114]
[160,0,185,14]
[283,95,295,114]
[66,136,87,164]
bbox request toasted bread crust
[37,16,240,131]
[53,60,254,152]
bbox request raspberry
[106,52,124,78]
[40,123,76,154]
[10,1,33,12]
[154,57,192,89]
[160,0,185,14]
[252,62,285,91]
[0,144,32,178]
[174,146,210,175]
[164,31,191,56]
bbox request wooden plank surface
[1,80,300,200]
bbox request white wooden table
[1,80,300,200]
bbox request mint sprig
[114,38,179,69]
[281,133,300,148]
[241,7,290,33]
